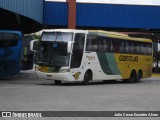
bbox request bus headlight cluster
[59,69,70,73]
[35,66,40,71]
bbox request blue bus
[0,30,22,76]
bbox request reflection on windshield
[36,42,70,67]
[41,32,73,42]
[0,32,19,47]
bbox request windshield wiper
[49,33,60,63]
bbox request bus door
[70,33,85,80]
[85,35,99,80]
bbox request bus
[0,30,22,76]
[30,29,153,85]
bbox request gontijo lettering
[119,55,138,62]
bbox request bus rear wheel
[54,80,61,85]
[136,70,142,83]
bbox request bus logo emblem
[73,72,81,80]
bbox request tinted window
[99,37,111,52]
[86,35,98,51]
[112,39,120,52]
[85,34,152,55]
[0,32,19,47]
[41,32,73,42]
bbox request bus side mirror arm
[30,39,39,52]
[67,41,75,53]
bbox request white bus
[30,29,153,85]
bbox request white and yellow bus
[30,29,153,85]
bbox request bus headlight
[59,69,70,73]
[35,66,40,71]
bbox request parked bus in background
[0,30,22,76]
[21,36,34,70]
[30,29,153,85]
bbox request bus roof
[42,29,88,34]
[41,29,152,43]
[89,30,152,43]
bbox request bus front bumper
[35,71,78,81]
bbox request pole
[67,0,76,29]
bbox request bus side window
[120,41,125,53]
[136,43,140,54]
[130,42,133,54]
[106,38,111,52]
[133,42,137,54]
[99,37,108,52]
[140,43,145,55]
[125,41,129,53]
[86,37,92,51]
[149,44,152,55]
[91,38,98,51]
[86,35,98,52]
[139,43,142,54]
[98,37,104,52]
[143,44,147,55]
[115,41,120,53]
[112,39,120,53]
[147,44,152,55]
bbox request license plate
[39,66,48,72]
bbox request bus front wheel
[82,70,92,85]
[54,80,61,85]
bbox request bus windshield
[36,42,70,67]
[36,32,73,67]
[0,32,19,47]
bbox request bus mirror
[30,39,39,52]
[67,41,75,53]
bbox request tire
[127,70,137,83]
[54,80,61,85]
[82,71,91,85]
[136,70,142,83]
